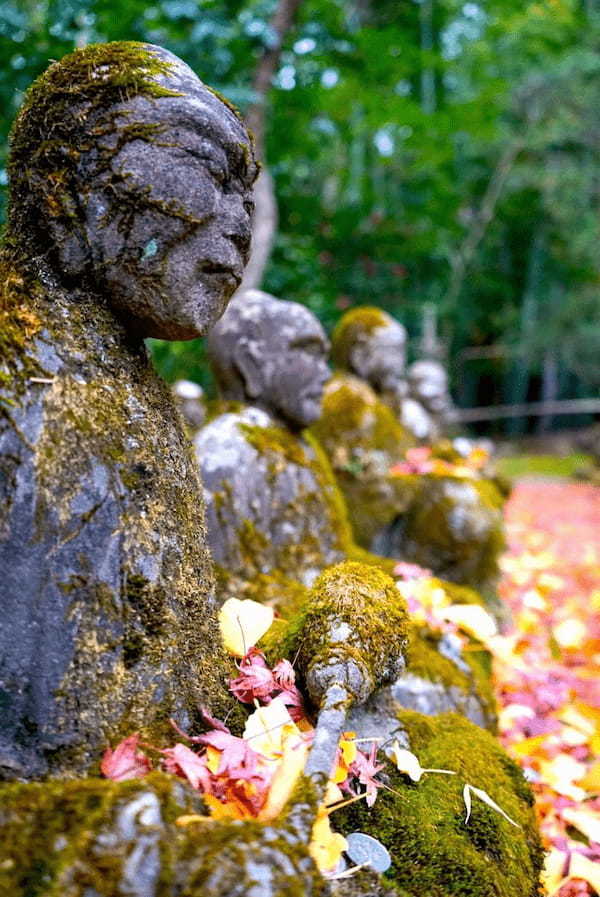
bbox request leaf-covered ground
[497,480,600,895]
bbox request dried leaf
[441,604,498,642]
[310,812,349,874]
[561,807,600,843]
[100,734,152,781]
[463,783,520,828]
[218,598,274,657]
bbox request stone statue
[404,358,455,442]
[313,307,505,601]
[197,290,496,730]
[173,379,207,432]
[0,41,258,781]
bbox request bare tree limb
[237,0,304,293]
[445,138,525,310]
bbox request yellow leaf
[580,762,600,793]
[562,807,600,844]
[257,727,309,823]
[175,814,211,826]
[309,812,348,874]
[440,604,498,642]
[558,706,597,738]
[553,618,587,650]
[568,853,600,894]
[541,848,567,896]
[390,744,423,782]
[539,755,587,800]
[509,735,547,759]
[333,734,357,783]
[243,696,297,759]
[218,598,274,656]
[205,745,220,774]
[203,794,248,820]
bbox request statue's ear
[233,339,264,399]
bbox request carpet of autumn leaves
[496,481,600,896]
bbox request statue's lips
[198,261,242,286]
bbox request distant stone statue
[173,379,207,432]
[193,292,542,897]
[198,288,345,592]
[0,41,258,780]
[313,307,504,602]
[404,358,455,442]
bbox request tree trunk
[237,0,304,292]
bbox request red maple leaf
[100,734,152,781]
[161,743,213,791]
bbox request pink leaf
[100,734,152,782]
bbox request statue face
[82,53,257,340]
[409,362,449,413]
[259,303,331,431]
[350,320,407,393]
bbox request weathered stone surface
[0,773,325,897]
[0,41,257,780]
[196,406,347,590]
[173,379,206,432]
[373,475,505,599]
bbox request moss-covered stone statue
[197,290,496,730]
[0,42,258,780]
[312,307,505,601]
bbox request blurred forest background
[1,0,599,435]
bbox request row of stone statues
[0,42,541,897]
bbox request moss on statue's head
[7,42,180,257]
[331,306,391,370]
[286,561,410,703]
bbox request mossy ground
[335,711,544,897]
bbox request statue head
[408,359,451,414]
[7,42,258,340]
[208,288,331,431]
[331,306,407,393]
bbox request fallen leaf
[568,852,600,894]
[310,812,348,874]
[100,734,152,781]
[243,696,297,759]
[441,604,498,642]
[218,598,274,657]
[561,807,600,844]
[463,783,520,828]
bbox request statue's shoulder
[196,406,313,481]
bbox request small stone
[345,832,392,873]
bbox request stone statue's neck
[244,399,305,437]
[26,256,146,365]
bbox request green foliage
[1,0,598,419]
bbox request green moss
[278,561,410,702]
[407,626,497,730]
[0,254,45,406]
[331,306,391,370]
[239,423,310,468]
[7,42,181,255]
[390,474,505,595]
[0,773,204,897]
[334,711,544,897]
[310,374,415,547]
